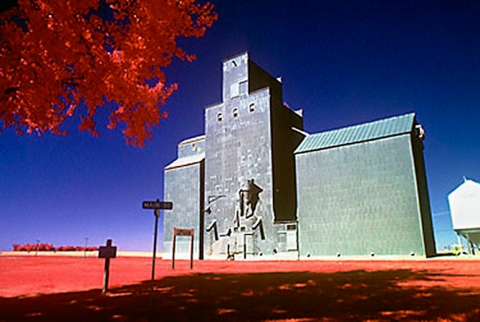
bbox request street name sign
[142,200,173,210]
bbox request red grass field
[1,255,480,321]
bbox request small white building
[448,178,480,250]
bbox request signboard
[142,200,173,210]
[99,240,117,259]
[173,228,194,236]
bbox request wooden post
[103,257,110,293]
[190,231,194,269]
[172,229,176,269]
[98,239,117,294]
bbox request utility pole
[84,237,89,258]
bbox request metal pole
[151,209,160,285]
[457,233,463,250]
[149,210,160,316]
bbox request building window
[249,103,255,113]
[233,107,238,118]
[230,83,239,98]
[217,112,222,122]
[191,143,196,151]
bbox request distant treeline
[12,243,99,252]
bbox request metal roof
[295,113,416,154]
[449,178,480,198]
[164,153,205,170]
[178,135,205,146]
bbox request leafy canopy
[0,0,217,147]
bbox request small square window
[230,83,239,98]
[249,103,255,112]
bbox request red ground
[1,255,480,321]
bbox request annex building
[163,52,436,259]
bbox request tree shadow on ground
[1,269,479,321]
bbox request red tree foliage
[12,243,99,252]
[0,0,216,147]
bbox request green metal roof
[295,113,416,154]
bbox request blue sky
[1,0,479,251]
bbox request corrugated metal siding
[164,162,203,259]
[295,113,415,154]
[296,135,427,256]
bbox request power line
[432,211,450,217]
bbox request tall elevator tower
[203,52,304,257]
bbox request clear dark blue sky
[1,1,479,251]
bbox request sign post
[98,239,117,294]
[142,199,173,289]
[151,208,160,284]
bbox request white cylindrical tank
[448,179,480,231]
